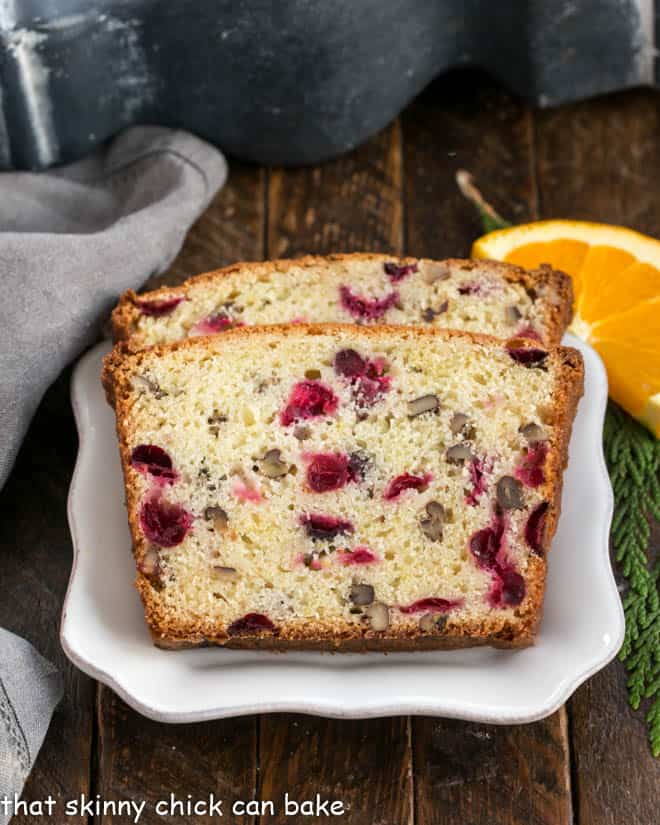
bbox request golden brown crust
[110,253,573,350]
[103,323,583,652]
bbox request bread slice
[111,254,573,350]
[103,324,583,651]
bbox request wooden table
[2,70,658,825]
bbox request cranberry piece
[507,346,548,367]
[469,526,501,570]
[131,444,176,482]
[192,313,243,335]
[333,349,391,406]
[525,501,549,554]
[339,285,399,320]
[232,478,262,503]
[140,496,193,547]
[465,456,491,506]
[306,453,351,493]
[339,546,378,565]
[499,568,526,606]
[356,361,391,406]
[516,324,542,342]
[384,261,418,282]
[399,597,462,614]
[227,613,276,636]
[470,514,525,607]
[136,295,183,317]
[383,472,432,501]
[301,513,354,540]
[334,349,367,378]
[280,380,338,426]
[516,443,548,488]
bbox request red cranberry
[487,564,526,607]
[507,346,548,367]
[525,501,549,554]
[516,324,542,342]
[334,349,367,378]
[339,286,399,320]
[384,261,418,282]
[136,295,183,317]
[339,546,378,565]
[357,361,391,406]
[465,456,491,506]
[333,350,390,406]
[499,568,526,606]
[469,526,501,570]
[470,515,525,607]
[140,496,193,547]
[383,472,432,501]
[280,380,338,426]
[131,444,176,482]
[516,443,548,488]
[301,513,354,540]
[458,282,482,295]
[306,453,351,493]
[399,597,462,614]
[227,613,276,636]
[192,313,241,335]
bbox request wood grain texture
[535,87,660,825]
[259,716,413,825]
[0,373,95,823]
[259,121,414,825]
[268,121,402,258]
[403,70,537,259]
[403,71,573,825]
[97,693,256,824]
[413,716,572,825]
[95,160,266,823]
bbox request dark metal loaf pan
[0,0,655,169]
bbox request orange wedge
[472,220,660,436]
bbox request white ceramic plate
[62,335,624,724]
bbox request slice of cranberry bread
[104,324,583,651]
[112,254,572,350]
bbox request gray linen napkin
[0,126,227,820]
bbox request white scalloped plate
[62,334,624,723]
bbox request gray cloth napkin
[0,631,62,821]
[0,126,227,821]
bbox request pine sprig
[458,171,660,756]
[604,403,660,756]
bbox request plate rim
[61,335,624,724]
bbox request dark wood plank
[402,70,573,825]
[404,69,537,259]
[96,160,266,823]
[259,715,413,825]
[97,697,256,824]
[268,122,402,257]
[535,88,660,825]
[0,372,95,822]
[259,121,413,825]
[414,716,572,825]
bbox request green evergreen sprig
[458,170,660,756]
[605,403,660,756]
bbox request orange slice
[472,220,660,436]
